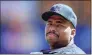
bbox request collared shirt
[49,38,86,54]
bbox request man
[41,3,86,54]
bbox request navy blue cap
[42,4,77,28]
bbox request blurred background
[1,1,91,54]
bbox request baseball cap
[42,4,77,28]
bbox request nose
[49,25,56,32]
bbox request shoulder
[54,44,86,54]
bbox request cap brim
[42,11,62,21]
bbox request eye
[60,25,66,28]
[56,24,65,28]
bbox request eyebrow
[56,21,62,23]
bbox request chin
[48,39,58,45]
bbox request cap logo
[50,6,61,13]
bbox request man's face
[45,15,75,48]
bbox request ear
[71,29,76,38]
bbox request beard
[45,31,69,49]
[48,40,68,50]
[46,31,59,44]
[46,34,69,49]
[46,31,60,49]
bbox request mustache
[46,31,59,38]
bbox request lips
[46,32,59,38]
[48,33,56,36]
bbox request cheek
[58,28,71,40]
[45,26,49,38]
[45,27,49,35]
